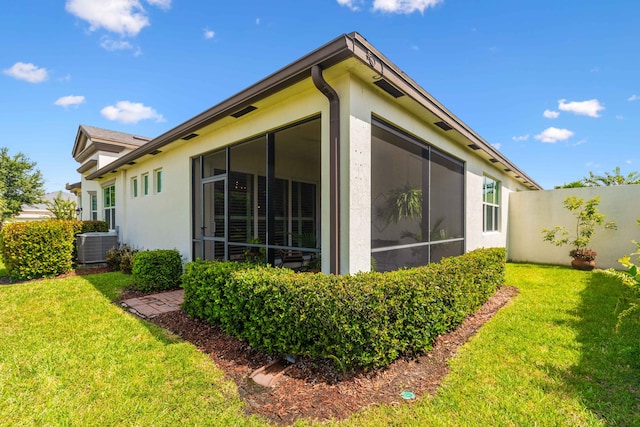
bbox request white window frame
[131,176,138,198]
[142,173,149,196]
[103,184,116,230]
[154,168,163,194]
[89,192,98,221]
[483,175,500,232]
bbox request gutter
[311,65,340,275]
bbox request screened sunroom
[191,117,321,267]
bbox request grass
[335,264,640,426]
[0,271,266,426]
[0,263,638,426]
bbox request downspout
[311,64,340,275]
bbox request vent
[127,161,136,165]
[468,144,481,150]
[489,158,499,163]
[182,133,199,140]
[373,79,404,98]
[231,105,257,118]
[434,121,453,131]
[150,149,162,155]
[133,135,151,141]
[76,232,118,264]
[504,168,512,172]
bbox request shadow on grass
[81,271,185,347]
[561,271,640,425]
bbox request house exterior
[70,32,541,275]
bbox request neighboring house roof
[14,191,77,221]
[82,32,541,190]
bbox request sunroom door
[201,177,226,260]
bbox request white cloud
[65,0,171,37]
[203,29,215,40]
[372,0,442,13]
[616,115,624,120]
[534,127,574,143]
[101,100,165,124]
[54,95,86,108]
[3,62,48,83]
[146,0,171,10]
[492,143,502,150]
[256,18,261,25]
[512,134,530,142]
[626,160,633,164]
[337,0,363,11]
[558,98,604,118]
[101,37,134,51]
[543,109,559,119]
[629,94,639,102]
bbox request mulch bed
[145,285,519,425]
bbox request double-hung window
[90,192,98,220]
[483,176,500,232]
[103,185,116,230]
[132,177,138,198]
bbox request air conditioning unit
[76,232,118,264]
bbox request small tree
[44,192,77,220]
[0,147,45,222]
[541,196,617,263]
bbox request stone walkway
[120,289,184,319]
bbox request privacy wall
[508,185,640,270]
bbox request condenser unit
[76,232,118,264]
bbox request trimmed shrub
[0,220,78,280]
[182,247,506,370]
[132,249,183,292]
[106,244,138,273]
[80,220,108,233]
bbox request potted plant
[541,195,616,270]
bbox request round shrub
[132,249,183,292]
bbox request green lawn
[1,264,638,426]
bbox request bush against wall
[0,220,78,280]
[80,220,108,233]
[132,249,183,292]
[182,247,506,370]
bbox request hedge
[182,247,506,370]
[132,249,183,292]
[0,220,80,280]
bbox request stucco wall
[81,66,534,273]
[508,185,640,269]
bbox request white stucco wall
[79,65,535,273]
[508,185,640,269]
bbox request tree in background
[557,166,640,188]
[0,148,45,222]
[44,192,77,220]
[582,166,640,186]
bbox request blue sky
[1,0,639,192]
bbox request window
[103,185,116,230]
[89,192,98,220]
[483,176,500,232]
[142,173,149,196]
[131,177,138,198]
[371,119,465,271]
[154,169,163,194]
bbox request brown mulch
[142,285,519,425]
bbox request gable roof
[83,32,541,189]
[72,125,151,163]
